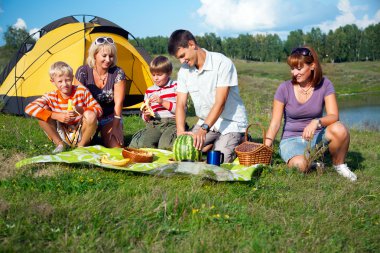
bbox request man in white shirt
[168,29,248,163]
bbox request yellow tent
[0,15,153,115]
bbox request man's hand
[176,131,205,150]
[193,128,207,150]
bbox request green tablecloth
[16,145,262,181]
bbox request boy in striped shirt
[129,56,178,150]
[25,61,103,153]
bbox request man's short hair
[168,29,197,56]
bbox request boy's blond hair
[150,56,172,74]
[49,61,73,79]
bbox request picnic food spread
[100,155,131,166]
[122,147,154,163]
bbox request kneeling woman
[265,46,357,181]
[75,36,127,148]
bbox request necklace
[94,67,108,84]
[298,84,313,95]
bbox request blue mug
[207,150,224,166]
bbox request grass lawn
[0,61,379,252]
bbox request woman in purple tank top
[264,46,357,181]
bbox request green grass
[323,62,380,95]
[1,61,380,252]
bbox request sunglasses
[291,47,312,57]
[95,37,114,45]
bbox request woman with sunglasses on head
[75,36,128,148]
[264,46,357,181]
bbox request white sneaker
[334,164,357,181]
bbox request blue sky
[0,0,379,46]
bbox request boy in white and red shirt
[25,61,102,153]
[129,56,178,150]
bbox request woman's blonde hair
[86,38,117,68]
[287,45,323,87]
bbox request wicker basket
[122,147,154,163]
[235,123,273,166]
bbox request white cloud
[196,0,380,39]
[13,18,27,30]
[316,0,380,32]
[29,28,41,40]
[197,0,280,31]
[10,18,40,40]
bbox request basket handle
[244,123,267,144]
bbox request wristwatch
[316,118,322,129]
[200,123,210,133]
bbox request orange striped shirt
[25,85,103,125]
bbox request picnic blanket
[16,145,262,181]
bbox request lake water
[338,93,380,130]
[339,105,380,130]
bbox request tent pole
[82,15,86,65]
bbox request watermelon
[173,135,201,162]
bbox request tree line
[1,22,380,65]
[136,23,380,63]
[0,27,35,65]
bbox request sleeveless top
[75,65,126,117]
